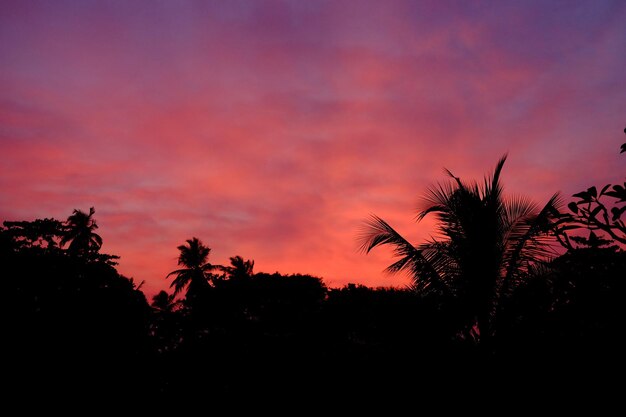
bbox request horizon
[2,0,625,300]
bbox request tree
[220,255,254,281]
[166,237,221,299]
[60,207,103,256]
[2,211,151,402]
[151,290,179,313]
[2,218,64,251]
[3,210,118,265]
[358,154,562,344]
[556,131,626,249]
[150,290,183,354]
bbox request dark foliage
[2,214,151,406]
[3,196,624,409]
[556,130,626,248]
[358,155,563,345]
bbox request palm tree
[151,290,179,313]
[358,154,562,344]
[167,237,221,299]
[220,255,254,281]
[60,207,103,256]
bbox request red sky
[1,0,625,300]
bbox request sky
[1,0,625,300]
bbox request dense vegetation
[3,140,624,408]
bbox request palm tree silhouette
[151,290,179,313]
[220,255,254,281]
[358,154,562,344]
[167,237,221,298]
[60,207,103,256]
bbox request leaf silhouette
[600,184,611,196]
[589,205,602,219]
[572,191,591,202]
[587,186,597,198]
[611,206,626,221]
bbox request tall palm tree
[358,154,562,344]
[167,237,221,298]
[60,207,103,256]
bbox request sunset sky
[1,0,625,299]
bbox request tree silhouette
[220,255,254,281]
[358,154,562,344]
[2,218,64,251]
[2,211,151,404]
[149,290,183,355]
[557,130,626,248]
[60,207,103,256]
[166,237,221,299]
[151,290,179,313]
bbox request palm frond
[358,215,447,293]
[503,192,562,284]
[418,241,459,288]
[169,269,194,297]
[417,180,459,221]
[358,215,415,255]
[504,194,537,223]
[502,194,538,245]
[486,154,507,197]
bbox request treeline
[2,207,624,407]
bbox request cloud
[2,0,625,299]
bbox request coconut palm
[358,154,562,344]
[151,290,179,313]
[60,207,103,256]
[220,255,255,281]
[167,237,221,298]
